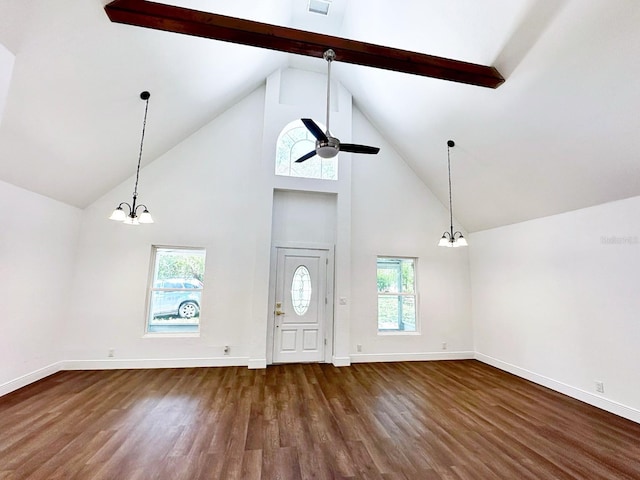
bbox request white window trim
[275,119,338,181]
[376,256,420,334]
[143,245,206,338]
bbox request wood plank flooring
[1,361,639,479]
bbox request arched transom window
[275,119,338,181]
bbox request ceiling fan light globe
[315,136,340,158]
[317,146,338,158]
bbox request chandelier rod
[133,91,150,199]
[447,140,454,236]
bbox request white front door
[273,248,328,363]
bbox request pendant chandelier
[109,91,154,225]
[438,140,467,248]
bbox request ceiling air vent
[308,0,331,15]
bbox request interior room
[1,0,639,478]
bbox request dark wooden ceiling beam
[104,0,505,89]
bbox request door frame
[267,242,335,365]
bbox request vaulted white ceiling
[0,0,638,232]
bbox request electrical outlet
[357,344,362,352]
[442,342,447,350]
[595,381,604,393]
[223,345,230,355]
[108,349,115,358]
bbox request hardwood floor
[1,361,639,479]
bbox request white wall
[350,109,473,362]
[63,68,359,370]
[262,68,354,365]
[65,87,267,368]
[0,42,13,125]
[0,180,81,394]
[59,67,474,372]
[470,196,640,421]
[271,190,337,245]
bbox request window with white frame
[377,257,417,332]
[275,119,338,180]
[147,246,206,334]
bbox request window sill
[377,330,421,336]
[143,332,200,339]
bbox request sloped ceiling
[0,0,638,232]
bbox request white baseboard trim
[4,354,636,425]
[0,362,63,397]
[63,356,248,370]
[248,358,267,369]
[475,353,640,424]
[350,351,474,363]
[332,356,351,367]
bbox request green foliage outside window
[377,258,417,332]
[377,259,415,293]
[156,250,205,282]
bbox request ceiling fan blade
[301,118,328,142]
[340,143,380,155]
[295,150,317,163]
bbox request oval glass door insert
[291,265,312,316]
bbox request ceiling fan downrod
[324,49,335,134]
